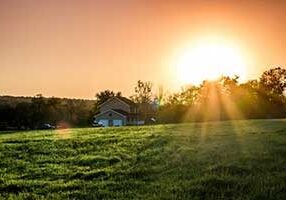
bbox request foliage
[95,90,122,106]
[0,120,286,199]
[159,67,286,123]
[260,67,286,96]
[131,80,152,104]
[130,80,155,121]
[93,90,122,114]
[0,95,94,130]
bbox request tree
[166,92,182,105]
[131,80,152,104]
[14,102,31,129]
[131,80,153,122]
[180,85,200,106]
[95,90,122,106]
[260,67,286,96]
[30,94,46,128]
[94,90,121,114]
[0,104,15,130]
[46,97,61,124]
[219,75,239,95]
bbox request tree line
[0,95,94,130]
[1,67,286,130]
[157,67,286,123]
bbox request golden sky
[1,0,286,99]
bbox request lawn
[0,119,286,199]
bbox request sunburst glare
[175,42,246,85]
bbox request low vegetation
[1,119,286,199]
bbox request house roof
[98,96,136,108]
[116,96,136,106]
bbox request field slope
[0,119,286,199]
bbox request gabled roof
[99,96,136,107]
[116,96,136,106]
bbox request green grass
[1,119,286,199]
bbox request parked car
[92,121,104,127]
[38,123,55,130]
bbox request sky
[1,0,286,99]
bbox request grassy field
[0,119,286,199]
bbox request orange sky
[1,0,286,99]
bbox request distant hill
[0,95,32,106]
[0,95,95,109]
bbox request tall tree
[131,80,153,122]
[131,80,152,104]
[95,90,122,106]
[260,67,286,96]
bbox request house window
[109,113,112,117]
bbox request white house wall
[94,110,127,126]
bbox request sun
[176,42,246,85]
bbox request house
[93,96,144,127]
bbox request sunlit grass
[0,119,286,199]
